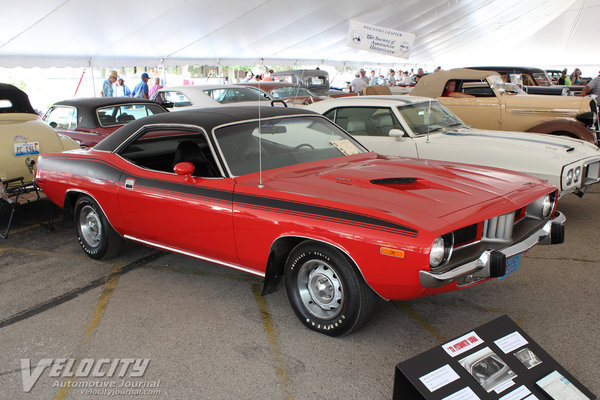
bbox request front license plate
[14,142,40,156]
[498,254,522,280]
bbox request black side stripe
[234,194,418,237]
[42,155,418,238]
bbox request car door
[438,79,502,130]
[115,126,238,264]
[323,106,418,157]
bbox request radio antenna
[258,59,264,188]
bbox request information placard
[393,315,596,400]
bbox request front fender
[527,120,596,144]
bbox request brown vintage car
[239,81,356,105]
[411,69,599,144]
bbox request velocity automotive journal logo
[20,358,160,395]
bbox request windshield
[396,101,465,135]
[203,87,271,104]
[270,87,317,99]
[532,72,553,86]
[215,116,366,176]
[488,75,526,94]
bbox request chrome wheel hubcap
[298,260,343,319]
[79,205,102,248]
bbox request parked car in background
[546,69,562,84]
[308,96,600,198]
[35,106,565,336]
[43,98,168,148]
[411,69,599,144]
[239,81,356,105]
[271,69,343,96]
[467,66,585,96]
[150,85,272,111]
[0,83,79,237]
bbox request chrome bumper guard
[419,212,566,288]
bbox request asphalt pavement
[0,188,598,399]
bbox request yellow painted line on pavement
[7,218,61,236]
[55,264,123,400]
[251,284,294,400]
[395,302,448,343]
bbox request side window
[44,106,77,129]
[461,80,495,97]
[119,128,221,178]
[332,107,402,136]
[163,91,191,107]
[99,104,164,124]
[323,109,336,122]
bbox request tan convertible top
[411,68,501,97]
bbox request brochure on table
[393,315,596,400]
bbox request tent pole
[89,58,96,97]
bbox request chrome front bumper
[419,212,566,288]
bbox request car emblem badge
[12,135,27,141]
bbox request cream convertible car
[308,96,600,198]
[0,83,79,237]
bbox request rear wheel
[74,195,123,260]
[284,241,376,336]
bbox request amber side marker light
[380,247,405,258]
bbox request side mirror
[174,162,195,177]
[389,129,405,141]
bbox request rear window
[97,103,165,127]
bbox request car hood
[503,93,594,115]
[235,153,554,234]
[420,127,600,166]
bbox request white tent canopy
[0,0,598,69]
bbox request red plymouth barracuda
[35,107,565,336]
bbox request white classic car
[150,84,273,111]
[307,96,600,198]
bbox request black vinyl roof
[94,106,318,152]
[0,83,37,114]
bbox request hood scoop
[371,177,417,185]
[371,177,433,191]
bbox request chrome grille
[482,211,515,242]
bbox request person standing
[570,68,582,85]
[148,77,163,98]
[100,70,118,97]
[558,69,571,86]
[579,72,600,97]
[385,69,397,86]
[359,68,369,85]
[114,77,131,97]
[350,72,368,94]
[368,70,378,85]
[132,73,151,99]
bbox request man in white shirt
[350,73,368,94]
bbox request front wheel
[74,195,123,260]
[284,242,377,336]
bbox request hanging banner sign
[347,20,415,59]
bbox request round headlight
[574,166,581,182]
[542,195,553,218]
[566,169,573,186]
[429,237,446,268]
